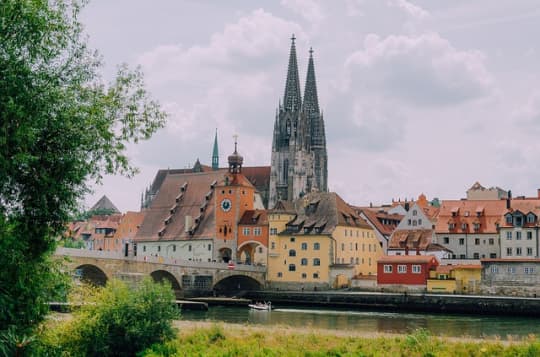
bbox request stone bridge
[55,248,266,298]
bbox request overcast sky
[81,0,540,212]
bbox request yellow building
[267,193,382,290]
[427,265,482,294]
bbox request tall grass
[142,323,540,357]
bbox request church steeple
[212,129,219,170]
[303,47,320,115]
[283,34,302,112]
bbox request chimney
[416,246,420,255]
[537,188,540,199]
[405,246,409,256]
[184,215,193,233]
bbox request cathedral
[268,35,328,209]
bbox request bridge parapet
[55,247,266,273]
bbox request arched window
[314,242,320,250]
[288,264,296,271]
[289,249,296,257]
[283,159,289,182]
[313,258,320,266]
[301,242,308,250]
[301,258,308,265]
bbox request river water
[181,305,540,339]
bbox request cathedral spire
[283,34,302,112]
[303,47,320,115]
[212,129,219,170]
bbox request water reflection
[181,306,540,339]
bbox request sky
[81,0,540,212]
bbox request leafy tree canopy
[0,0,166,333]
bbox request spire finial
[233,134,238,153]
[309,47,313,56]
[291,34,296,43]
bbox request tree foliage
[0,0,166,334]
[36,279,179,356]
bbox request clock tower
[214,138,256,262]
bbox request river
[181,305,540,339]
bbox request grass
[140,321,540,356]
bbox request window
[302,273,307,279]
[459,238,465,245]
[506,231,512,240]
[271,242,275,249]
[254,227,262,236]
[313,273,319,279]
[527,214,536,223]
[506,247,512,256]
[408,219,412,226]
[449,223,455,230]
[418,219,422,225]
[143,246,146,252]
[301,258,308,266]
[290,237,296,242]
[356,257,359,264]
[289,249,296,257]
[157,246,161,252]
[527,231,533,240]
[491,266,499,273]
[350,257,354,264]
[516,247,522,256]
[516,231,522,240]
[383,265,393,273]
[355,243,358,251]
[243,227,250,235]
[277,272,283,278]
[270,228,277,235]
[473,253,479,259]
[489,238,494,245]
[506,215,512,224]
[459,254,466,259]
[413,220,417,226]
[344,230,347,237]
[443,237,449,244]
[398,265,407,273]
[412,210,417,216]
[314,242,320,250]
[527,247,533,256]
[288,264,296,271]
[524,267,535,274]
[258,247,263,253]
[301,242,308,250]
[475,238,480,245]
[507,267,516,274]
[172,245,176,252]
[341,243,345,251]
[490,253,497,258]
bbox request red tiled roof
[359,209,403,236]
[239,210,268,225]
[388,229,433,250]
[435,200,506,234]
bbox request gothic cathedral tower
[269,36,328,208]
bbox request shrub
[36,278,179,356]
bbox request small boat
[248,301,272,311]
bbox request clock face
[220,198,232,212]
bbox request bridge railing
[55,247,266,273]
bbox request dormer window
[448,223,455,230]
[473,223,480,231]
[461,223,467,230]
[527,213,536,224]
[505,214,513,224]
[515,215,523,227]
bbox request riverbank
[141,321,540,356]
[243,290,540,317]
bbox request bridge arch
[150,270,182,299]
[213,274,262,296]
[75,264,108,286]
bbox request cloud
[280,0,325,23]
[389,0,429,19]
[344,33,494,106]
[513,90,540,129]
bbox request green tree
[0,0,166,337]
[36,279,179,356]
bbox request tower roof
[303,47,320,114]
[90,195,120,214]
[212,129,219,170]
[283,34,302,112]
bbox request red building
[377,255,439,286]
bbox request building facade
[481,259,540,297]
[434,200,505,259]
[499,198,540,259]
[377,255,439,287]
[269,36,328,208]
[267,192,381,290]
